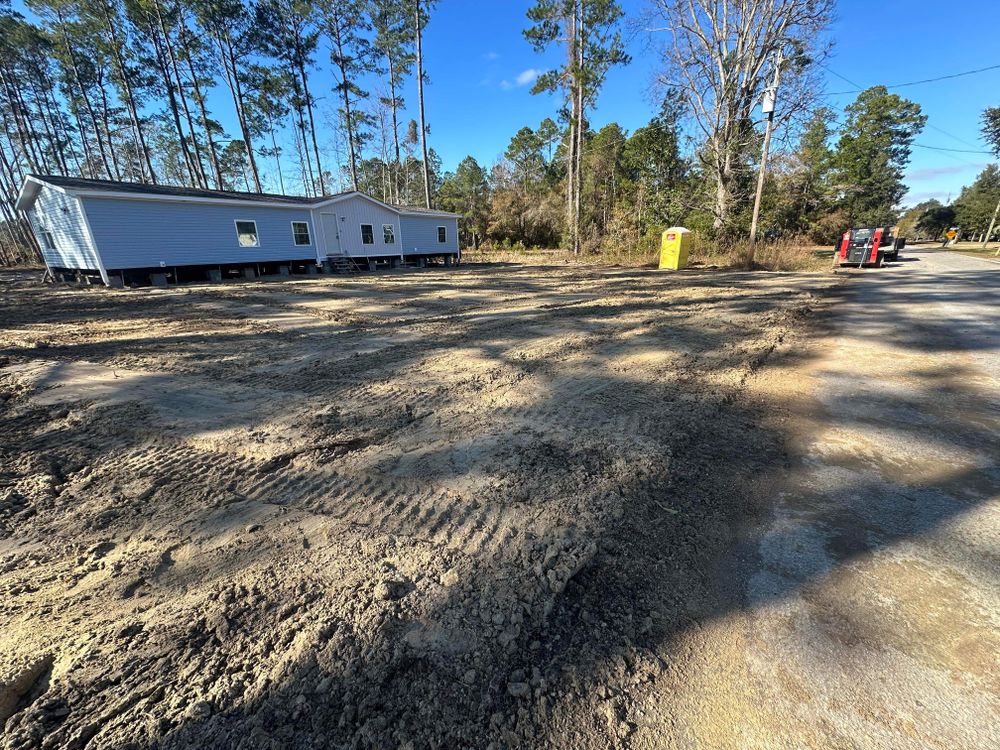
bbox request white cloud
[483,51,500,61]
[904,190,951,205]
[515,68,542,86]
[499,80,513,90]
[906,163,986,181]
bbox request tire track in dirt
[0,266,834,750]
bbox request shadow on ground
[0,260,996,748]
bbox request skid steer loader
[837,227,906,267]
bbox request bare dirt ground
[0,253,996,749]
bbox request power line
[913,143,992,155]
[827,62,1000,95]
[817,62,864,91]
[821,65,990,154]
[924,123,982,150]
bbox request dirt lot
[1,254,995,749]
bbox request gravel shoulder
[652,248,1000,749]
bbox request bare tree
[648,0,832,232]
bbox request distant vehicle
[836,226,906,267]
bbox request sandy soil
[0,263,831,749]
[645,248,1000,749]
[2,255,994,749]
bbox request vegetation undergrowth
[463,233,832,273]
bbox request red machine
[838,227,905,267]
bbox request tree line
[898,107,1000,244]
[434,83,929,256]
[0,0,439,263]
[1,0,968,267]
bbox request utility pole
[981,196,999,254]
[749,50,783,251]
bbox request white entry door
[320,212,342,256]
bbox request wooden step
[326,255,359,274]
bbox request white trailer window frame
[291,221,311,246]
[41,229,56,250]
[437,226,447,243]
[361,224,375,244]
[235,219,260,247]
[383,223,395,244]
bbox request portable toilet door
[659,227,691,270]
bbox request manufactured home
[15,175,461,286]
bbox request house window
[437,226,447,243]
[41,230,56,250]
[291,221,311,246]
[361,224,374,244]
[383,224,395,244]
[235,220,259,247]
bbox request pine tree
[413,0,434,208]
[370,0,414,204]
[319,0,373,192]
[255,0,325,194]
[438,156,489,247]
[81,0,158,182]
[191,0,264,191]
[525,0,629,253]
[833,86,926,226]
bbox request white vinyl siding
[317,195,399,256]
[26,186,103,271]
[235,220,259,247]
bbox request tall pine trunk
[330,24,358,191]
[69,104,97,178]
[29,77,64,173]
[269,119,285,194]
[0,100,32,178]
[295,101,315,195]
[299,63,325,195]
[56,19,114,179]
[293,118,313,196]
[95,69,122,179]
[146,19,198,184]
[215,31,262,192]
[0,66,40,173]
[564,3,577,254]
[154,0,207,187]
[178,14,223,189]
[100,5,157,183]
[184,54,223,189]
[415,0,431,208]
[387,52,401,203]
[42,84,79,174]
[573,0,583,255]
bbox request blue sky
[417,0,1000,206]
[13,0,1000,205]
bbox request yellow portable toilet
[659,227,691,270]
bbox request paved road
[666,249,1000,749]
